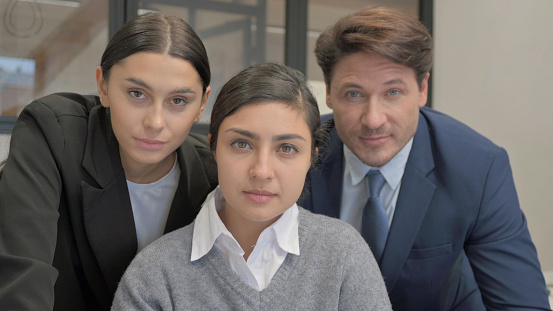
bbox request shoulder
[10,93,102,155]
[420,107,499,151]
[298,208,368,250]
[179,132,218,186]
[132,224,194,267]
[23,92,99,118]
[183,132,211,154]
[418,107,508,171]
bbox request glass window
[0,0,420,128]
[138,0,285,123]
[0,0,109,117]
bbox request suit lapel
[164,136,215,233]
[379,113,436,293]
[80,106,137,294]
[310,126,344,218]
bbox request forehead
[219,102,309,133]
[331,52,417,88]
[110,52,202,85]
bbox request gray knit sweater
[111,208,392,310]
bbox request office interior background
[0,0,552,289]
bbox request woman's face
[213,102,312,228]
[96,51,209,180]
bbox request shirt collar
[191,186,233,261]
[343,137,414,190]
[272,203,300,256]
[191,186,300,261]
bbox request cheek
[402,106,421,128]
[334,106,360,126]
[110,110,134,134]
[166,113,197,134]
[216,156,241,186]
[286,159,311,190]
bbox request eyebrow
[383,78,407,86]
[338,78,406,90]
[125,77,197,95]
[339,82,363,90]
[225,128,307,142]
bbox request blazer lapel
[310,126,344,218]
[80,106,137,294]
[379,113,436,293]
[164,136,215,233]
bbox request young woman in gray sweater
[111,62,392,310]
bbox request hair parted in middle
[100,12,211,95]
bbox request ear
[96,66,109,108]
[195,86,211,123]
[418,72,430,108]
[325,82,332,109]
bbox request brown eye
[171,97,188,106]
[279,144,297,154]
[129,90,144,99]
[231,139,251,150]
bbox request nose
[144,102,165,132]
[249,150,274,180]
[361,97,386,130]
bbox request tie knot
[367,170,385,198]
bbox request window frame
[0,0,433,134]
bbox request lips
[360,135,388,146]
[244,190,276,203]
[135,138,166,150]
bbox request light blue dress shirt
[340,138,413,232]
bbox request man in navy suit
[299,7,550,310]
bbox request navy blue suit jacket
[300,107,550,310]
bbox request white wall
[433,0,553,271]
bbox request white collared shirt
[340,138,413,231]
[191,187,300,291]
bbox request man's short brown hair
[315,7,433,88]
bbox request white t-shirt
[127,159,180,252]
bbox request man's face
[327,52,429,167]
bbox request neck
[218,204,278,261]
[123,152,176,184]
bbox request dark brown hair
[209,62,325,166]
[100,13,210,94]
[315,7,432,88]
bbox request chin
[361,154,394,168]
[244,212,281,224]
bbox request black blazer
[0,93,218,310]
[300,107,550,310]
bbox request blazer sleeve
[0,102,66,310]
[464,147,550,310]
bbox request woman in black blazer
[0,13,217,310]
